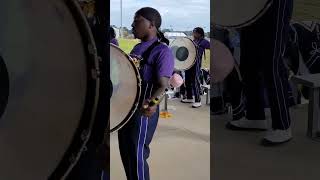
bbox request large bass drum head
[212,0,272,28]
[0,0,99,179]
[211,39,235,83]
[110,44,141,133]
[170,37,197,71]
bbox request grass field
[118,38,211,69]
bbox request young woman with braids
[117,7,174,180]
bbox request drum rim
[212,0,272,28]
[170,37,198,71]
[48,0,100,179]
[109,43,142,133]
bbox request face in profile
[131,15,151,39]
[193,31,202,39]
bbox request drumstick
[143,88,169,109]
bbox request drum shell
[212,0,272,28]
[0,0,100,179]
[211,39,235,83]
[110,44,141,133]
[170,37,198,71]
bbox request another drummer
[109,27,119,46]
[182,27,210,108]
[117,7,174,180]
[226,0,294,146]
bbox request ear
[148,21,156,30]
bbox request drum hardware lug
[82,146,88,152]
[88,44,97,55]
[97,56,102,62]
[81,130,90,141]
[69,154,76,164]
[91,68,100,79]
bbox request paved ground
[110,97,210,180]
[110,95,320,180]
[212,104,320,180]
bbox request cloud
[110,0,210,32]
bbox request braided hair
[109,27,116,40]
[193,27,205,38]
[135,7,170,45]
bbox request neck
[141,32,157,42]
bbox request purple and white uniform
[130,37,174,98]
[185,38,210,103]
[118,37,174,180]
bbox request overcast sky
[110,0,210,32]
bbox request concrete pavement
[110,97,210,180]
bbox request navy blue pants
[101,171,109,180]
[185,60,202,102]
[118,105,159,180]
[236,0,293,130]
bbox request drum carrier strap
[140,40,161,68]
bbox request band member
[284,21,320,101]
[211,27,233,114]
[109,27,119,46]
[117,7,174,180]
[286,21,320,76]
[226,0,294,146]
[182,27,210,108]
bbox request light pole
[120,0,122,38]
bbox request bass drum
[212,0,272,28]
[110,44,141,133]
[211,39,235,83]
[0,0,101,179]
[170,37,198,71]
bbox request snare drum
[0,0,102,179]
[170,37,198,71]
[110,44,141,133]
[212,0,272,28]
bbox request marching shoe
[192,102,202,108]
[261,128,292,146]
[226,117,268,131]
[181,99,193,103]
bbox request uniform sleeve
[200,39,211,49]
[155,47,174,79]
[129,43,141,56]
